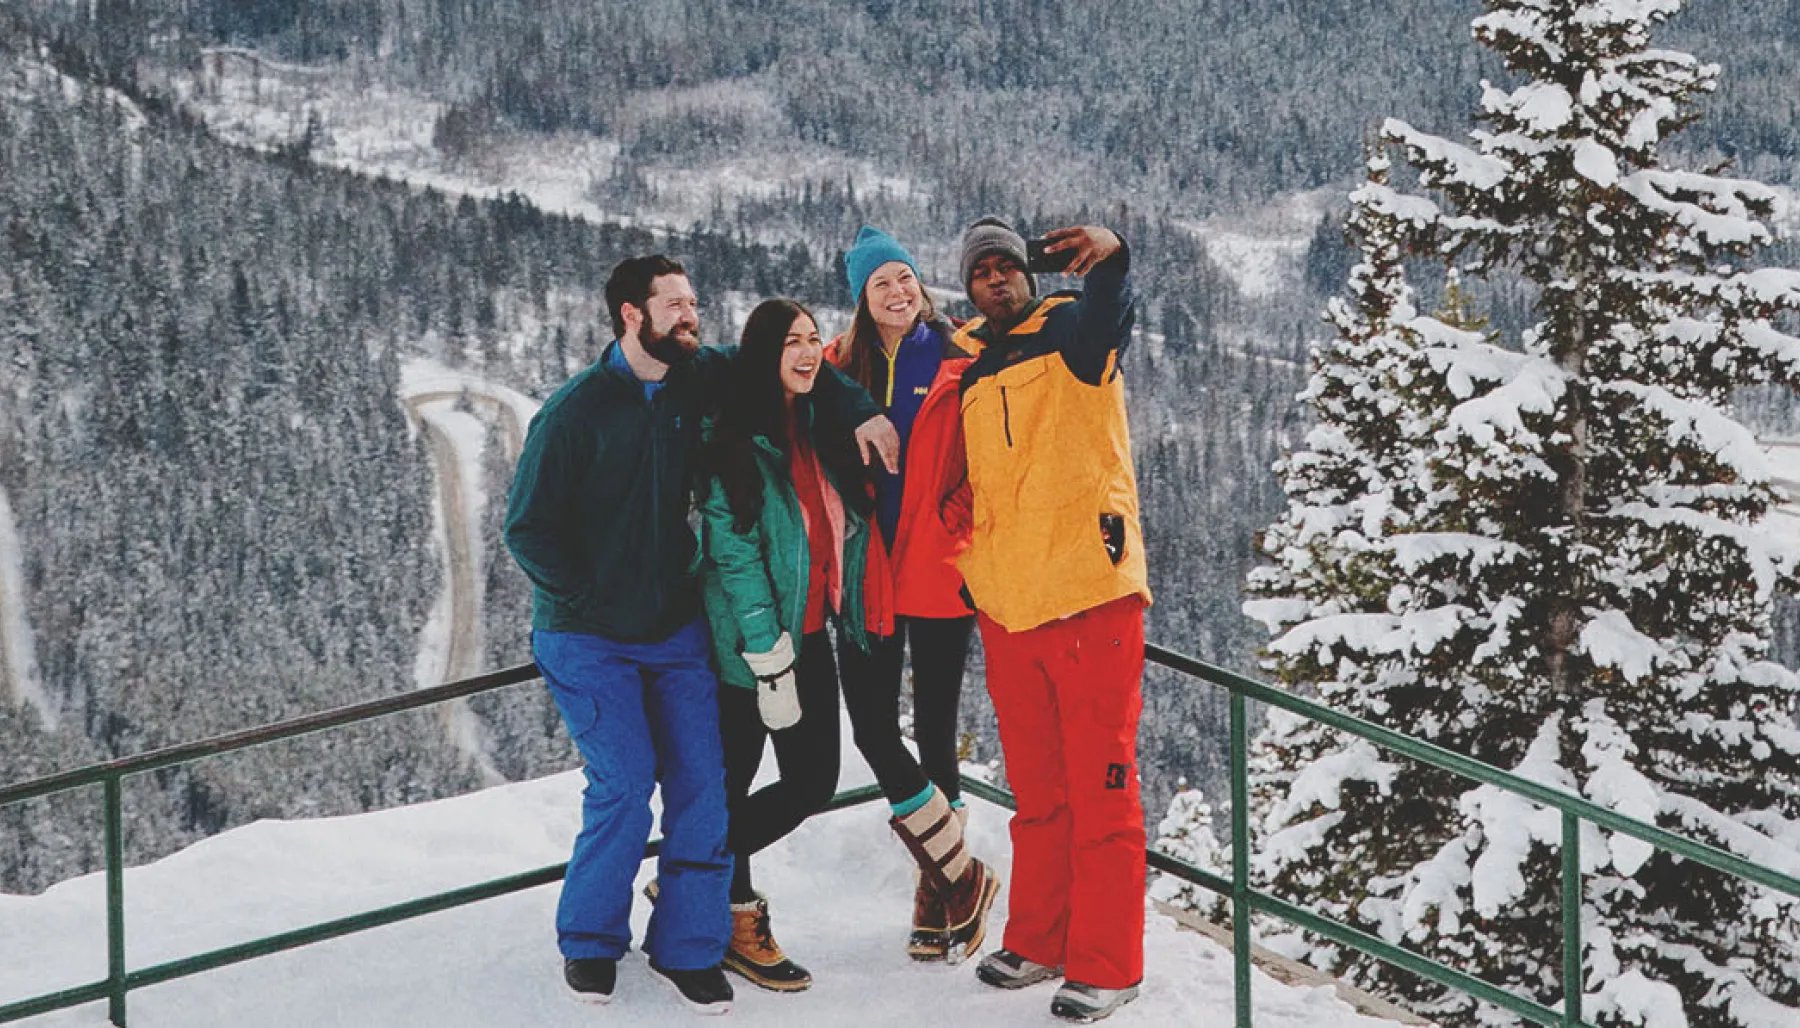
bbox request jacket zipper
[884,341,900,409]
[770,441,808,640]
[792,482,808,638]
[647,388,664,618]
[1001,386,1013,447]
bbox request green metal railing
[3,645,1798,1027]
[2,663,535,1026]
[0,662,894,1027]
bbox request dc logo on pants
[1104,763,1129,790]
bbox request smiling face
[631,273,701,365]
[864,260,924,340]
[778,312,824,399]
[968,253,1032,328]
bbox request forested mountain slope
[0,31,865,890]
[6,0,1800,898]
[25,1,1800,224]
[0,28,1308,891]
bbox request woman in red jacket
[830,227,982,961]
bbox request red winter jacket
[827,327,979,619]
[891,350,978,617]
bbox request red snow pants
[981,594,1146,989]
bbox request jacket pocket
[1100,513,1126,565]
[545,679,603,742]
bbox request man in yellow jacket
[952,217,1150,1023]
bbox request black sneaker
[563,957,616,1004]
[649,960,734,1015]
[1050,980,1141,1022]
[975,948,1063,990]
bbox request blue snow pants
[534,620,732,970]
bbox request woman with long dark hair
[828,228,983,961]
[697,298,997,993]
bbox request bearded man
[506,254,896,1012]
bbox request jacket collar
[749,401,815,459]
[969,297,1044,347]
[600,339,692,390]
[956,293,1077,353]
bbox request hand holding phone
[1027,236,1078,274]
[1028,226,1122,276]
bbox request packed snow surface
[1,712,1404,1027]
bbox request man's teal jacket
[504,342,880,642]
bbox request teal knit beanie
[843,226,918,306]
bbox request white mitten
[743,633,801,730]
[756,670,802,730]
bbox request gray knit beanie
[959,216,1035,295]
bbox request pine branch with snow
[1150,779,1230,920]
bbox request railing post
[1561,811,1582,1028]
[1231,691,1252,1028]
[104,774,127,1027]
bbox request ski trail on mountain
[0,487,55,732]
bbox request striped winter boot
[906,804,971,960]
[891,788,999,964]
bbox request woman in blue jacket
[830,227,982,960]
[696,299,998,993]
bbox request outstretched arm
[1042,226,1135,386]
[813,363,899,472]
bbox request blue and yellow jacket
[951,246,1151,632]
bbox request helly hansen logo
[1105,763,1129,790]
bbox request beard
[641,315,699,366]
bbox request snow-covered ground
[153,49,1362,310]
[1,711,1401,1028]
[165,49,633,230]
[160,51,924,252]
[1177,190,1336,300]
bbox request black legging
[907,615,976,802]
[853,615,975,802]
[720,629,934,901]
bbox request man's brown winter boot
[722,895,812,992]
[891,789,999,964]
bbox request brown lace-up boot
[891,789,999,964]
[722,894,812,992]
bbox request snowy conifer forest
[5,2,1800,1022]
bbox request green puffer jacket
[698,415,877,691]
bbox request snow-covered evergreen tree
[1246,2,1800,1025]
[1150,779,1230,920]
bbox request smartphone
[1026,236,1078,274]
